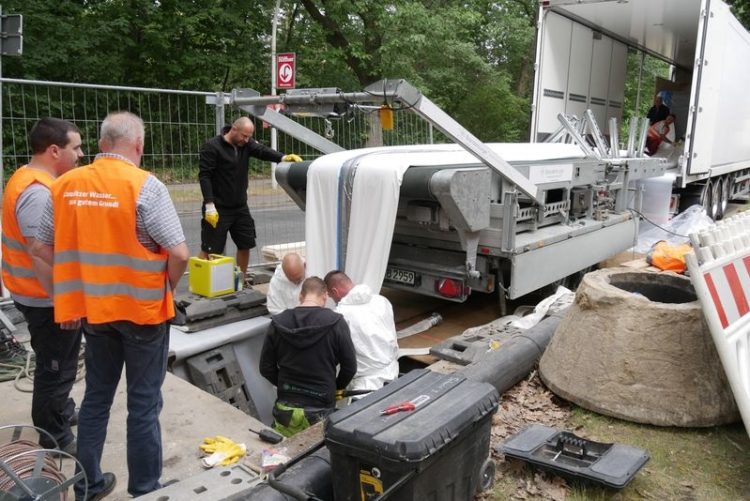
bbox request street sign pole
[270,0,281,189]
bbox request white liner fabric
[305,143,585,293]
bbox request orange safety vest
[1,166,54,299]
[51,157,174,325]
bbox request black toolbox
[325,369,499,500]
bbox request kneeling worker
[266,252,305,315]
[324,271,399,391]
[259,277,356,436]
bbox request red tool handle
[380,402,416,416]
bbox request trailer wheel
[477,458,496,493]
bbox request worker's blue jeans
[73,321,168,499]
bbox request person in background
[31,111,190,500]
[266,252,305,315]
[324,270,399,391]
[646,113,676,155]
[260,277,356,437]
[646,93,670,125]
[198,117,302,283]
[1,117,84,456]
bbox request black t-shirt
[198,134,284,209]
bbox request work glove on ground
[199,435,246,467]
[281,154,302,163]
[204,203,219,228]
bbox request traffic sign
[276,52,296,89]
[1,14,22,56]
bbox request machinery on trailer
[231,80,667,307]
[532,0,750,220]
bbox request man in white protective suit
[324,270,399,391]
[266,253,305,315]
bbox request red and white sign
[687,213,750,439]
[702,257,750,328]
[276,52,296,89]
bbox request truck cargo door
[686,0,750,176]
[532,10,627,142]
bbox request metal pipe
[0,77,212,96]
[609,117,620,158]
[637,117,650,157]
[626,117,639,157]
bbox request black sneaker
[78,472,116,501]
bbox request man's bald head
[225,116,255,147]
[323,270,353,303]
[282,253,305,285]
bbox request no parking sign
[276,53,296,89]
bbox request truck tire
[718,176,731,220]
[705,178,722,220]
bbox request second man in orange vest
[31,111,190,500]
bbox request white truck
[533,0,750,220]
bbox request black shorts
[201,204,256,253]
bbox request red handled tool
[380,402,416,416]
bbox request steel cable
[0,439,67,499]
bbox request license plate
[385,267,416,286]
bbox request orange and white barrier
[687,212,750,438]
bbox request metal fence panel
[1,79,444,266]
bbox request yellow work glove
[204,203,219,229]
[281,154,302,163]
[199,435,246,467]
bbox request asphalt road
[179,204,305,264]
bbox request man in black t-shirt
[197,117,301,281]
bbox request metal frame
[229,79,545,205]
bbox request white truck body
[532,0,750,194]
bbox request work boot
[69,409,79,426]
[76,472,116,501]
[50,439,77,459]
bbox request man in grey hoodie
[259,276,356,436]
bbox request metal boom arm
[229,79,543,205]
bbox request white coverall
[336,284,399,391]
[266,263,302,315]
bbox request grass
[488,406,750,500]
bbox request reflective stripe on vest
[55,280,166,300]
[51,158,174,325]
[1,166,53,298]
[54,250,167,272]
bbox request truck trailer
[533,0,750,220]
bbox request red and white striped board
[687,212,750,439]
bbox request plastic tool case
[325,369,499,500]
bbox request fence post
[214,91,225,136]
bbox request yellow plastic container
[188,254,237,297]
